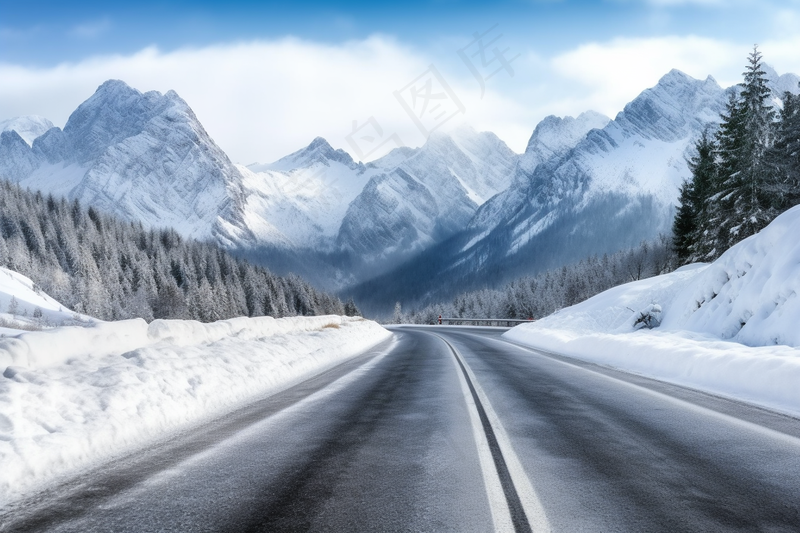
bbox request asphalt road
[3,326,800,532]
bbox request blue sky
[0,0,776,64]
[2,1,799,162]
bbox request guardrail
[438,317,534,327]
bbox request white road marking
[447,339,516,532]
[437,334,551,533]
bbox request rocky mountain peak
[0,115,55,146]
[611,69,726,142]
[61,80,177,164]
[519,110,609,174]
[526,111,609,153]
[260,136,358,172]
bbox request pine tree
[393,302,402,324]
[8,295,19,315]
[713,46,777,253]
[679,128,718,262]
[672,178,696,264]
[772,85,800,208]
[0,179,345,322]
[343,298,361,317]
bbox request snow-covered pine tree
[343,298,361,317]
[0,180,347,322]
[712,46,777,254]
[404,237,675,323]
[672,178,696,264]
[772,85,800,209]
[676,128,718,263]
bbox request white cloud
[550,36,751,118]
[761,35,800,77]
[0,37,540,162]
[1,34,799,164]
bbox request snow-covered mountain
[0,81,245,241]
[348,68,800,314]
[469,110,610,236]
[336,126,518,268]
[234,138,372,250]
[230,124,520,285]
[0,81,523,288]
[470,70,727,244]
[468,67,797,259]
[0,116,54,147]
[3,68,797,315]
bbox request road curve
[426,326,800,532]
[2,326,799,532]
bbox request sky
[2,0,800,163]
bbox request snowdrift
[0,315,390,507]
[505,204,800,417]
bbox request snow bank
[663,205,800,346]
[505,205,800,417]
[0,315,390,506]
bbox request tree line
[398,237,675,324]
[673,47,800,263]
[0,180,359,322]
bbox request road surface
[2,326,799,532]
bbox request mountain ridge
[2,67,798,316]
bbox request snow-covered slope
[0,81,245,241]
[0,267,95,335]
[662,205,800,345]
[504,204,800,416]
[0,116,54,147]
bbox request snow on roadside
[0,314,390,507]
[505,205,800,418]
